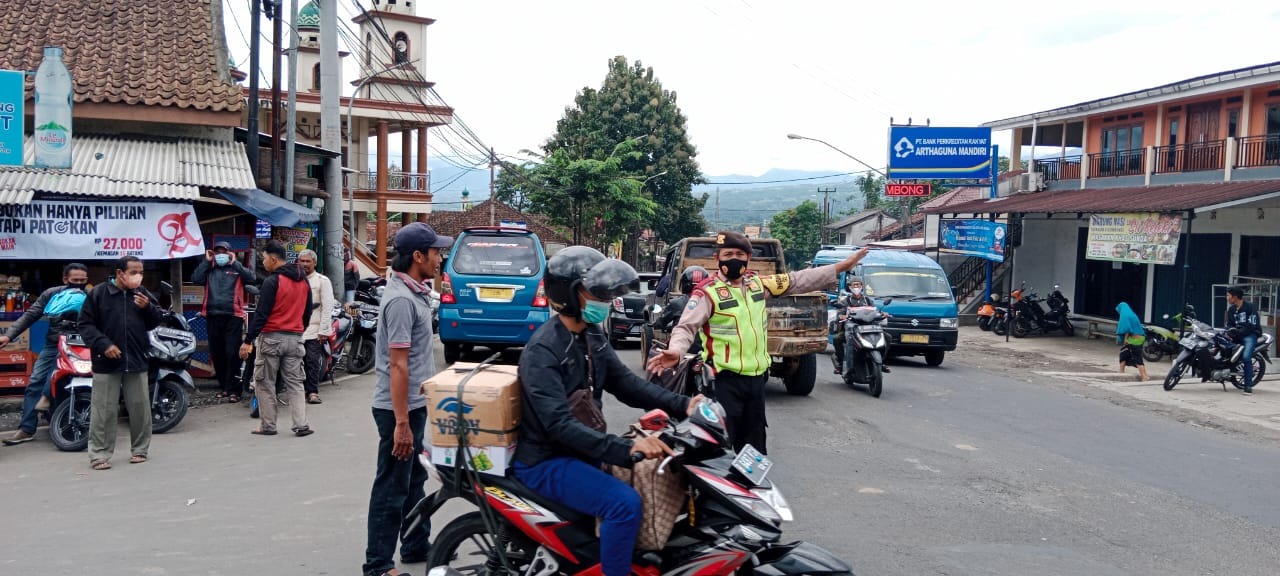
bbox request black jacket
[1226,301,1262,337]
[3,285,80,347]
[191,259,256,317]
[79,281,162,374]
[516,319,690,468]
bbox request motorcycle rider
[830,276,889,375]
[515,246,704,576]
[1225,287,1262,394]
[653,266,710,336]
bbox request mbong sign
[888,126,993,180]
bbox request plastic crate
[0,350,32,392]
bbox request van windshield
[862,267,953,301]
[452,235,541,277]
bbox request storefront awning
[215,188,320,227]
[926,180,1280,216]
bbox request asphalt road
[2,340,1279,576]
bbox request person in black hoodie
[241,241,314,436]
[192,240,256,403]
[79,256,162,470]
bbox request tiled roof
[0,134,256,204]
[0,0,243,112]
[919,186,987,210]
[924,180,1280,216]
[426,200,572,246]
[826,209,887,230]
[864,212,925,241]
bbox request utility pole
[283,0,299,202]
[489,147,496,226]
[247,0,262,180]
[319,0,343,297]
[714,187,720,231]
[270,0,284,197]
[818,187,835,243]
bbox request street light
[346,60,414,249]
[786,133,888,178]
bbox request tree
[519,141,657,249]
[543,56,707,255]
[494,160,537,212]
[848,174,886,214]
[770,200,823,271]
[998,156,1029,173]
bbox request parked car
[437,227,550,364]
[606,272,662,344]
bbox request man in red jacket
[241,241,314,437]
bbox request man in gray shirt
[363,222,452,576]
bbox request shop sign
[938,219,1006,262]
[0,200,204,260]
[1086,212,1182,265]
[0,70,22,167]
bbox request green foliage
[998,156,1029,173]
[519,141,657,249]
[769,200,823,270]
[849,174,886,214]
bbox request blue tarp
[215,188,320,227]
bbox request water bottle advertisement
[0,69,22,167]
[34,46,73,169]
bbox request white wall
[1010,217,1084,301]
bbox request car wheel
[443,342,462,365]
[783,354,817,396]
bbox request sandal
[91,459,112,470]
[215,392,228,400]
[250,429,278,436]
[307,393,322,404]
[130,454,147,464]
[227,395,240,403]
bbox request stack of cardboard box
[423,362,521,477]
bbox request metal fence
[1211,277,1279,338]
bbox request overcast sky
[224,0,1280,177]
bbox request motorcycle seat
[482,474,594,524]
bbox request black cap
[393,222,453,255]
[213,241,232,251]
[715,231,752,254]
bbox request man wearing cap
[648,231,869,454]
[363,222,452,576]
[192,240,257,403]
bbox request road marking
[303,494,344,505]
[857,487,885,494]
[955,444,977,451]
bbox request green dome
[297,1,321,29]
[461,188,470,197]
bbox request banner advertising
[0,70,22,167]
[1086,212,1182,265]
[272,226,313,261]
[0,200,204,260]
[888,126,993,180]
[938,219,1006,262]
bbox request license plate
[70,377,93,388]
[477,287,514,302]
[901,334,929,344]
[732,444,773,486]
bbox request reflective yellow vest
[700,275,770,376]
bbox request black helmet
[546,246,640,318]
[679,266,711,294]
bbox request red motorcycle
[45,331,95,451]
[410,399,854,576]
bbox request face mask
[719,258,748,281]
[582,299,610,324]
[119,273,143,290]
[214,254,231,266]
[67,280,87,289]
[851,287,863,297]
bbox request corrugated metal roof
[0,134,255,204]
[925,180,1280,215]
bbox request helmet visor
[582,259,640,301]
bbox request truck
[644,237,829,396]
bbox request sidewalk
[953,326,1280,436]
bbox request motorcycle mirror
[639,409,670,431]
[160,280,174,295]
[245,285,261,296]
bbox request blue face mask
[582,299,610,324]
[214,254,231,266]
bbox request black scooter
[835,296,891,398]
[1164,320,1274,391]
[1011,284,1075,337]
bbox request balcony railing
[1088,149,1144,178]
[1235,135,1280,169]
[1034,155,1082,181]
[1155,140,1224,174]
[347,170,431,193]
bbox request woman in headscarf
[1116,302,1149,381]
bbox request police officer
[648,231,869,453]
[831,275,889,375]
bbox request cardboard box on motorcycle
[422,362,520,448]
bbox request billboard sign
[938,219,1005,262]
[0,70,22,167]
[1086,212,1182,265]
[888,126,993,180]
[885,183,932,197]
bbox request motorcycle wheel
[977,316,992,331]
[49,391,92,452]
[993,317,1008,336]
[151,379,189,434]
[1163,360,1188,391]
[1234,357,1266,389]
[1061,319,1075,337]
[1011,318,1029,338]
[346,337,375,374]
[867,364,883,398]
[429,511,533,575]
[1142,339,1165,363]
[640,324,654,359]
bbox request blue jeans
[19,347,59,434]
[364,407,430,575]
[1241,334,1258,388]
[512,457,642,576]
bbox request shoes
[250,428,278,436]
[3,430,35,445]
[293,427,314,437]
[1243,387,1253,395]
[881,365,892,373]
[832,363,843,375]
[34,396,50,411]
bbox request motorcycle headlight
[750,487,793,522]
[940,317,959,329]
[72,360,93,374]
[731,495,782,525]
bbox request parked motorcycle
[835,297,891,398]
[48,282,197,452]
[320,302,355,383]
[1143,304,1197,363]
[1163,319,1274,391]
[344,302,379,374]
[992,288,1021,336]
[976,293,1002,331]
[1011,284,1075,337]
[410,396,854,576]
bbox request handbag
[609,425,687,550]
[567,386,607,433]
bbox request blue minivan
[438,227,550,364]
[814,246,958,366]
